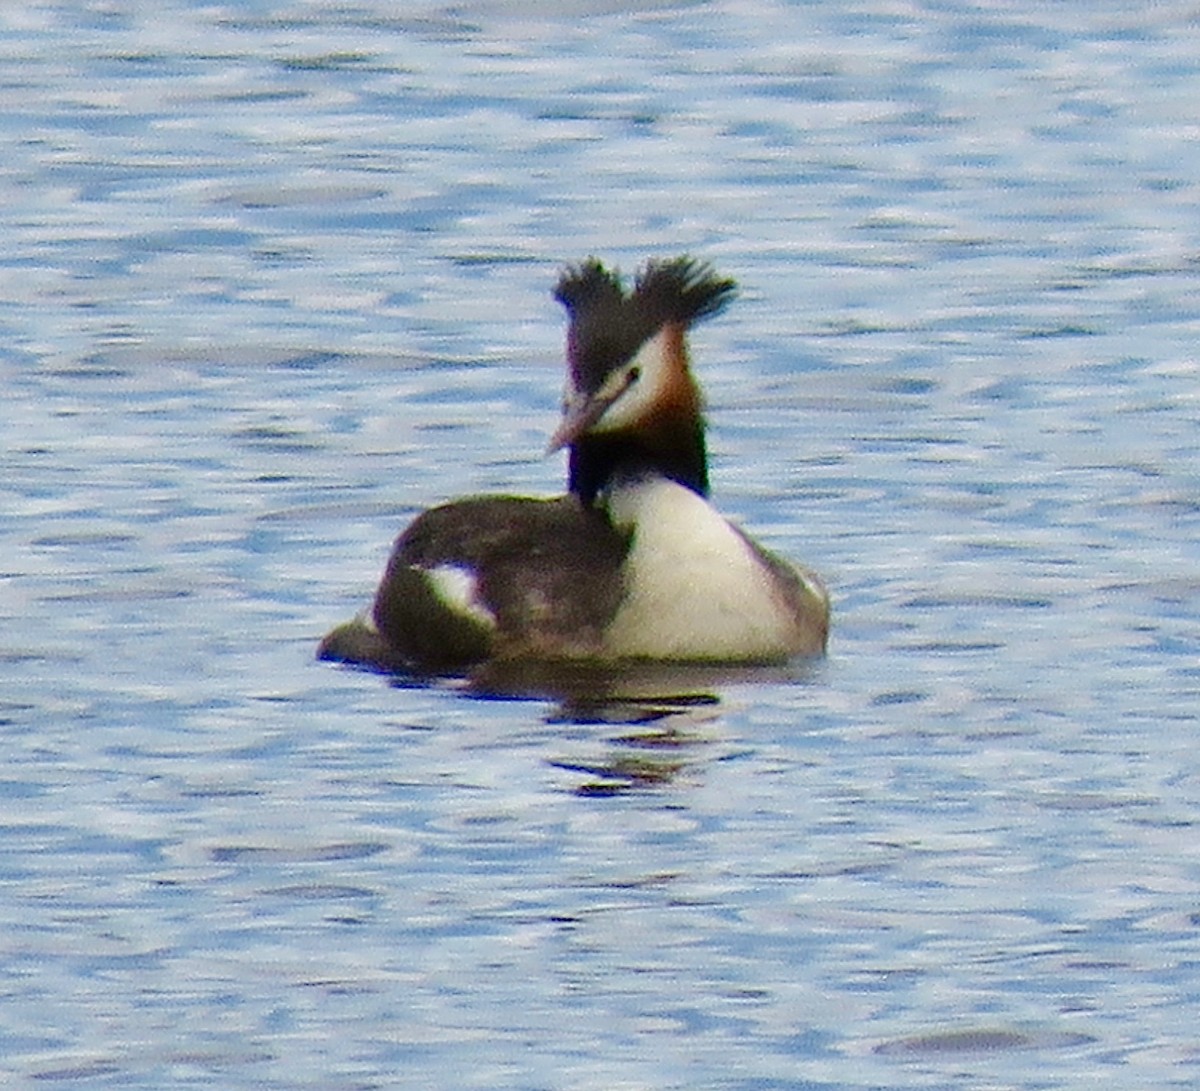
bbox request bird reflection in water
[398,657,822,796]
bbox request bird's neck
[567,411,709,508]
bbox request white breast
[601,476,810,662]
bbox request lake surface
[3,1,1200,1087]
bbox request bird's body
[319,257,829,674]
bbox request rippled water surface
[4,1,1200,1087]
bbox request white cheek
[593,327,673,434]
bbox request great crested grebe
[319,256,829,673]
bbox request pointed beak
[545,389,611,455]
[545,365,640,455]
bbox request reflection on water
[482,662,789,793]
[362,653,825,793]
[464,653,824,703]
[547,698,719,796]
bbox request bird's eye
[626,366,641,384]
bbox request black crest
[554,256,736,390]
[631,256,738,329]
[552,257,625,317]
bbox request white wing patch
[589,326,675,435]
[425,564,497,631]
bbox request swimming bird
[319,256,829,673]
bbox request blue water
[3,1,1200,1087]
